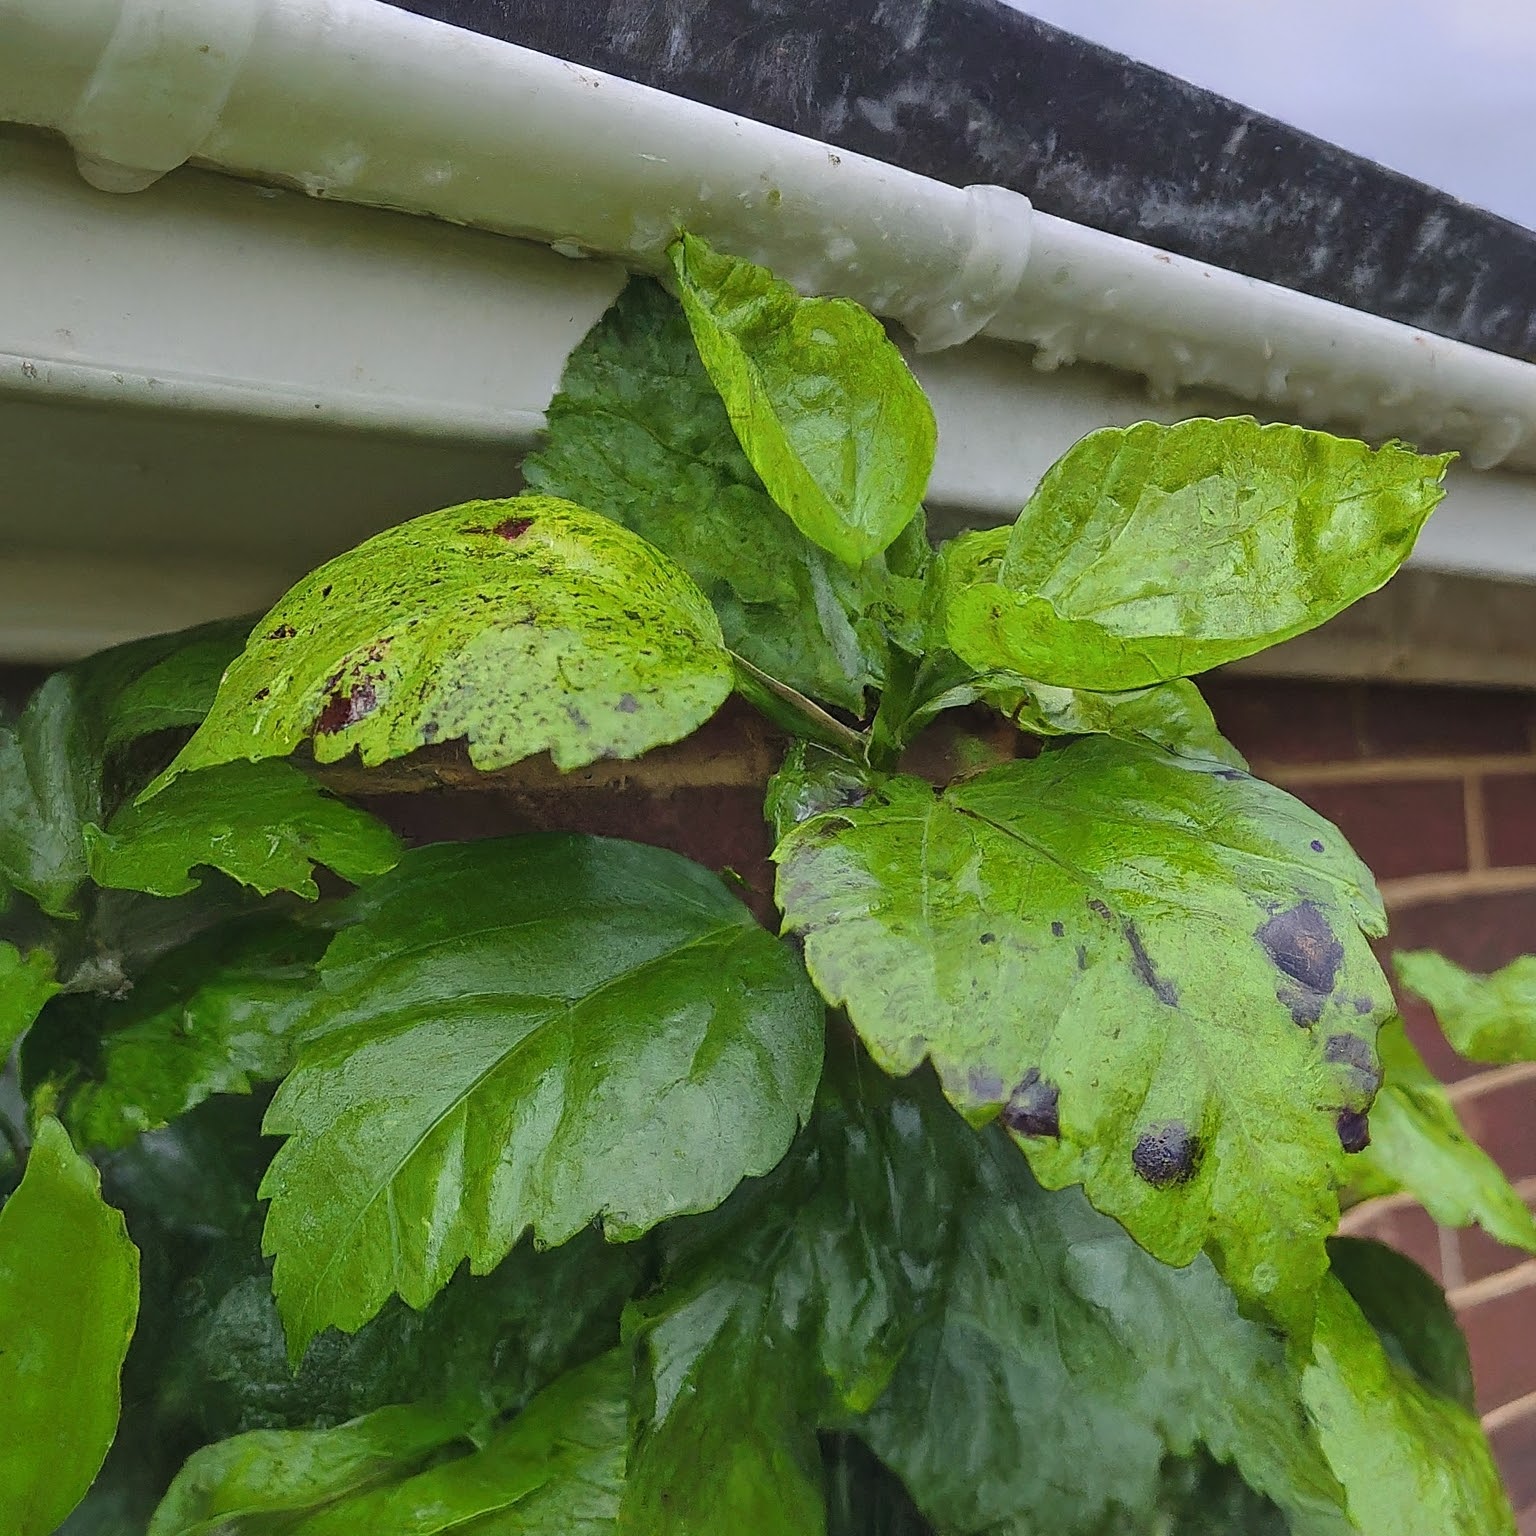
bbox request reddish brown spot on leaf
[1257,902,1344,996]
[1003,1068,1060,1139]
[494,516,535,541]
[314,682,377,735]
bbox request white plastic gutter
[4,0,1536,475]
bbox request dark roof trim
[386,0,1536,363]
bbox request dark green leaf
[146,1402,473,1536]
[821,1435,936,1536]
[152,496,734,785]
[0,941,58,1056]
[262,835,822,1358]
[1327,1236,1475,1411]
[1345,1016,1536,1255]
[42,917,327,1151]
[860,1112,1350,1536]
[944,419,1451,689]
[0,1117,140,1536]
[84,619,249,749]
[293,1351,626,1535]
[1395,949,1536,1063]
[523,277,925,713]
[1302,1274,1514,1535]
[87,760,401,900]
[0,673,101,916]
[775,735,1391,1329]
[764,742,884,842]
[668,234,935,568]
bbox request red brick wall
[1206,676,1536,1523]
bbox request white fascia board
[0,128,1533,661]
[3,0,1536,482]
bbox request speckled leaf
[262,835,822,1360]
[944,419,1451,689]
[43,918,327,1152]
[775,734,1392,1329]
[1396,949,1536,1063]
[1345,1016,1536,1255]
[0,942,58,1057]
[669,234,935,568]
[1302,1275,1514,1536]
[146,1402,472,1535]
[862,1115,1351,1536]
[524,277,928,713]
[151,496,734,785]
[287,1352,626,1536]
[0,1117,140,1536]
[1328,1237,1475,1411]
[0,673,101,916]
[87,760,401,900]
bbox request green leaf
[88,619,249,749]
[860,1110,1350,1536]
[1302,1274,1514,1535]
[1327,1236,1475,1411]
[1346,1016,1536,1255]
[1396,949,1536,1063]
[292,1351,626,1535]
[262,835,822,1359]
[87,759,401,899]
[523,277,926,714]
[0,1117,140,1536]
[775,735,1391,1329]
[152,495,734,785]
[944,419,1450,689]
[0,942,58,1056]
[668,234,935,568]
[0,673,101,916]
[147,1401,473,1535]
[42,917,327,1151]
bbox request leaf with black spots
[775,734,1391,1329]
[260,836,822,1359]
[150,497,734,785]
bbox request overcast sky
[1010,0,1536,230]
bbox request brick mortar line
[1485,1385,1536,1435]
[1447,1061,1536,1104]
[1448,1256,1536,1311]
[1467,772,1490,873]
[1253,753,1536,786]
[1381,865,1536,909]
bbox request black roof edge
[385,0,1536,364]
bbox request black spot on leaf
[1336,1109,1371,1154]
[1310,839,1325,853]
[1087,899,1112,921]
[1123,922,1179,1006]
[978,932,997,945]
[266,623,297,640]
[314,682,377,735]
[1353,997,1375,1015]
[1050,921,1065,938]
[320,584,333,599]
[494,516,535,540]
[1213,768,1246,781]
[1002,1069,1060,1139]
[1278,985,1325,1028]
[968,1067,1006,1102]
[253,687,270,702]
[616,693,640,714]
[1323,1033,1382,1096]
[1075,945,1088,972]
[1132,1122,1202,1187]
[1256,903,1344,995]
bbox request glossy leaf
[1346,1016,1536,1255]
[0,673,101,916]
[775,734,1391,1328]
[944,419,1450,689]
[861,1111,1350,1536]
[523,276,926,713]
[1396,949,1536,1063]
[0,941,58,1056]
[147,1402,472,1535]
[87,619,249,749]
[45,917,327,1152]
[669,234,935,568]
[261,835,822,1358]
[0,1117,140,1536]
[1328,1236,1475,1411]
[153,496,734,785]
[1302,1275,1515,1535]
[87,759,401,899]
